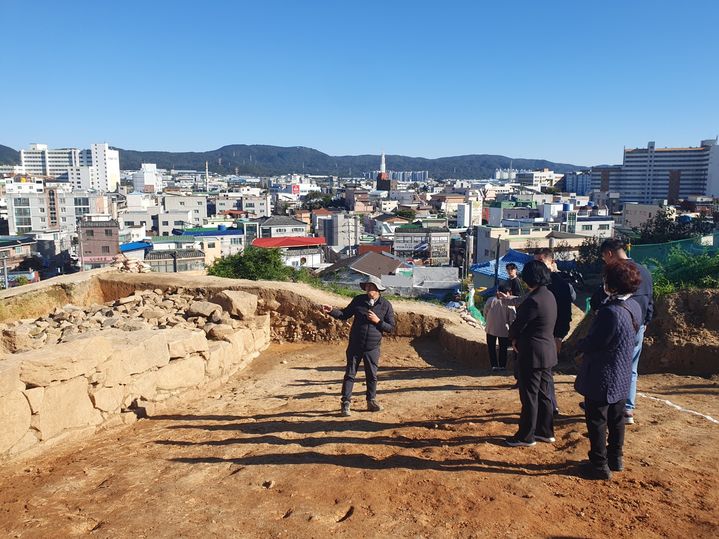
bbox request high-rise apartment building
[19,142,120,192]
[591,139,719,203]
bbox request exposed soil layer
[565,289,719,376]
[0,338,717,538]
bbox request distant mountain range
[0,143,584,179]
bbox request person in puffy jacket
[575,260,642,480]
[322,275,395,417]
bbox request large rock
[187,301,222,319]
[155,356,205,391]
[90,386,124,413]
[2,326,39,353]
[208,324,235,342]
[22,387,44,413]
[0,391,31,453]
[166,329,209,359]
[127,370,159,402]
[32,377,102,440]
[0,358,22,398]
[19,336,113,386]
[210,291,258,320]
[97,330,171,386]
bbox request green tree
[302,191,332,210]
[635,207,714,244]
[394,208,416,220]
[207,247,293,281]
[577,236,603,272]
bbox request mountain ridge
[0,143,585,179]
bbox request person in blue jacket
[575,260,643,480]
[322,275,395,417]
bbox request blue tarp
[120,241,152,253]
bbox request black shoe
[579,401,586,411]
[579,461,612,480]
[367,400,382,412]
[608,457,624,472]
[553,408,561,417]
[510,382,519,389]
[341,402,351,417]
[505,437,536,447]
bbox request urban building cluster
[1,140,717,295]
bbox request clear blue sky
[2,0,717,166]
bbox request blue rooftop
[119,241,153,252]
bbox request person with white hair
[322,275,396,417]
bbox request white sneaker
[624,412,635,425]
[535,435,556,443]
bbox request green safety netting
[466,288,486,325]
[629,232,719,266]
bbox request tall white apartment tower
[90,143,120,192]
[20,144,82,176]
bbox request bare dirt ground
[0,337,717,538]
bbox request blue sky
[1,0,717,166]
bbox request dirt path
[1,338,717,538]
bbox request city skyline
[2,0,717,165]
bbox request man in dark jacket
[505,261,558,447]
[534,248,575,415]
[322,275,395,417]
[505,263,525,298]
[590,239,654,425]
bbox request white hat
[360,275,386,292]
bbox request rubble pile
[110,254,152,273]
[1,288,259,354]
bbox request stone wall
[0,287,270,463]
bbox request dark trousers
[341,348,379,403]
[516,366,554,442]
[486,334,509,369]
[584,398,626,468]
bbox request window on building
[104,229,113,236]
[14,197,30,207]
[207,242,216,248]
[598,224,610,230]
[101,246,110,254]
[194,210,199,214]
[173,220,183,225]
[197,201,202,205]
[86,230,95,237]
[162,221,169,226]
[179,201,185,206]
[125,220,135,226]
[39,208,45,213]
[581,224,593,231]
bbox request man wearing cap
[322,275,396,417]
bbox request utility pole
[493,234,502,288]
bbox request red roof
[252,236,327,248]
[312,208,333,215]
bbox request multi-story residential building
[132,163,162,193]
[144,249,205,272]
[20,144,82,177]
[0,234,36,273]
[6,178,114,235]
[621,202,675,230]
[163,194,208,226]
[322,213,361,254]
[515,168,562,189]
[393,223,451,265]
[241,193,272,218]
[258,215,308,238]
[252,236,326,269]
[590,139,719,203]
[77,217,120,270]
[564,171,592,195]
[428,193,466,216]
[20,143,120,191]
[473,225,586,263]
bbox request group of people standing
[485,239,653,479]
[321,239,653,481]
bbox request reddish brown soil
[0,338,717,538]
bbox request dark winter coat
[548,272,574,339]
[330,294,395,352]
[508,285,558,369]
[575,297,642,403]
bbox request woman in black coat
[575,260,642,479]
[505,260,558,447]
